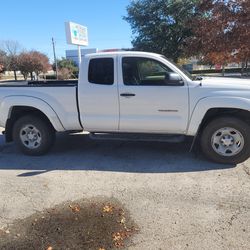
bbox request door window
[122,57,181,86]
[88,58,114,85]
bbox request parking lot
[0,128,250,249]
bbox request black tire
[13,115,55,156]
[200,117,250,164]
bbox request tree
[18,51,50,80]
[124,0,199,62]
[18,52,33,80]
[29,51,50,79]
[231,0,250,75]
[203,51,233,75]
[53,58,78,79]
[0,40,22,80]
[0,50,7,74]
[185,0,250,75]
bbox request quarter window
[88,58,114,85]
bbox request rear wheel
[13,115,55,156]
[200,117,250,164]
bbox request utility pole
[52,37,58,80]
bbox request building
[65,48,98,66]
[65,48,124,66]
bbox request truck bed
[0,81,82,131]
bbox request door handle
[120,93,136,97]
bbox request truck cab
[78,52,190,134]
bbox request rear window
[88,58,114,85]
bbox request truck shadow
[0,133,236,176]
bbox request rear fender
[0,95,65,131]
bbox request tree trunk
[35,71,39,81]
[22,73,27,80]
[222,65,225,76]
[30,72,33,80]
[245,60,249,76]
[14,70,17,81]
[241,61,245,77]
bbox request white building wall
[65,48,98,66]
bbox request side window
[122,57,179,86]
[88,58,114,85]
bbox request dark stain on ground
[0,197,138,250]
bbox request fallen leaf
[47,246,53,250]
[112,232,122,242]
[98,248,106,250]
[119,217,126,224]
[69,204,81,213]
[103,204,113,213]
[112,229,134,248]
[114,241,124,248]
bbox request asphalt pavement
[0,128,250,249]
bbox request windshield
[160,56,195,80]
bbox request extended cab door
[78,55,119,131]
[118,55,189,134]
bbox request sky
[0,0,133,60]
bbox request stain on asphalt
[0,197,138,250]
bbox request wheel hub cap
[27,132,36,140]
[221,135,234,147]
[20,125,42,149]
[211,127,244,157]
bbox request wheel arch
[0,96,65,141]
[1,96,65,142]
[187,96,250,136]
[197,108,250,136]
[6,106,58,142]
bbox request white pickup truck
[1,51,250,164]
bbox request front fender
[0,95,65,131]
[187,96,250,136]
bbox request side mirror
[165,72,184,86]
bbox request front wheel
[200,117,250,164]
[13,115,55,156]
